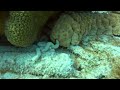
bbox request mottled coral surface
[50,11,120,47]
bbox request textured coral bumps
[5,11,56,47]
[50,12,120,47]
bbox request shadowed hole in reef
[36,12,62,43]
[0,35,13,46]
[73,63,82,71]
[96,74,106,79]
[113,34,120,37]
[77,66,82,71]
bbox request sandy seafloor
[0,29,120,79]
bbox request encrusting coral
[4,11,57,47]
[50,11,120,47]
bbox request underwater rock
[50,11,120,47]
[105,56,120,79]
[68,45,112,79]
[0,72,41,79]
[68,36,120,78]
[0,34,120,78]
[0,41,76,78]
[112,11,120,14]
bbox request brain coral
[5,11,56,47]
[50,11,120,47]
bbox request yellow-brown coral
[5,11,57,47]
[50,12,120,47]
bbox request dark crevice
[113,34,120,37]
[96,74,106,79]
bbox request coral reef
[50,11,120,47]
[0,11,120,79]
[5,11,57,47]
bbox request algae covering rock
[50,11,120,47]
[5,11,56,47]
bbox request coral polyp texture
[5,11,56,47]
[50,11,120,47]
